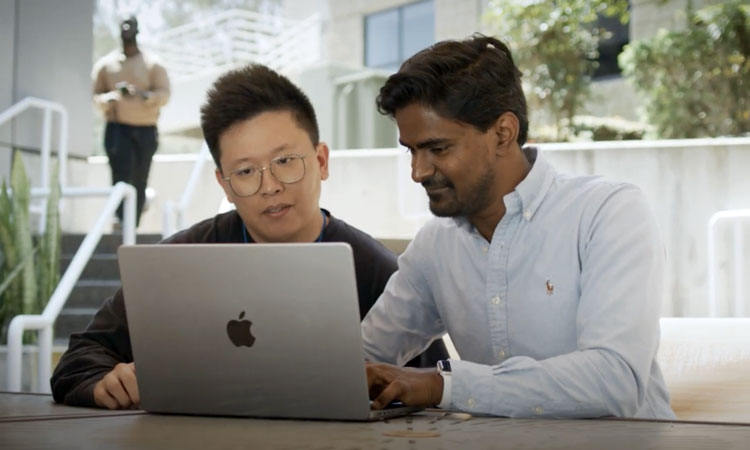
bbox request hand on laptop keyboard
[366,361,443,409]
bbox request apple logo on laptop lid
[226,311,256,347]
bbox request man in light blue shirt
[363,35,675,419]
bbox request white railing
[707,209,750,317]
[143,9,321,80]
[162,142,213,238]
[261,14,321,76]
[0,97,69,234]
[6,182,137,393]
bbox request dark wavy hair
[201,64,319,171]
[376,34,528,146]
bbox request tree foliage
[619,1,750,138]
[484,0,629,141]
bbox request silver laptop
[117,243,420,421]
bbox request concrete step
[54,307,99,340]
[60,253,120,280]
[64,280,121,309]
[52,233,161,350]
[61,232,162,256]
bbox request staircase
[55,233,162,347]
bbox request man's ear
[215,168,235,204]
[492,112,520,156]
[315,142,330,181]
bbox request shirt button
[491,296,500,304]
[498,350,505,359]
[482,246,488,253]
[534,406,543,414]
[523,210,531,220]
[467,398,476,408]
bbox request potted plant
[0,150,61,391]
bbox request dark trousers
[104,122,158,226]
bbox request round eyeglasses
[223,153,309,197]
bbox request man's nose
[411,151,435,183]
[259,167,283,196]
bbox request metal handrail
[162,142,213,238]
[5,182,137,393]
[0,97,69,234]
[707,209,750,317]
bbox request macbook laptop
[117,243,420,421]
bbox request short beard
[427,166,495,218]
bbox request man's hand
[93,362,140,410]
[99,91,121,104]
[366,361,443,409]
[115,81,137,97]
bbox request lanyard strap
[242,209,327,243]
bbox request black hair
[200,64,319,171]
[376,34,528,146]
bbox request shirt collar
[450,146,556,230]
[512,146,556,221]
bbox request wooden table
[0,391,143,422]
[2,393,749,449]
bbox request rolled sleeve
[362,230,445,366]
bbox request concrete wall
[0,0,94,180]
[0,0,17,178]
[61,138,750,318]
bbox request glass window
[594,13,630,79]
[365,1,434,71]
[365,9,399,70]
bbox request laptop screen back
[118,243,374,420]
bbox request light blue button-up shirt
[362,148,675,419]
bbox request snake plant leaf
[10,150,36,315]
[37,160,61,313]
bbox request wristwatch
[436,359,452,409]
[437,359,452,376]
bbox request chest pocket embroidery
[546,280,554,296]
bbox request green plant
[484,0,629,141]
[619,1,750,138]
[0,151,61,344]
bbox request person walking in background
[92,15,170,228]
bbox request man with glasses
[52,64,447,409]
[362,35,675,419]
